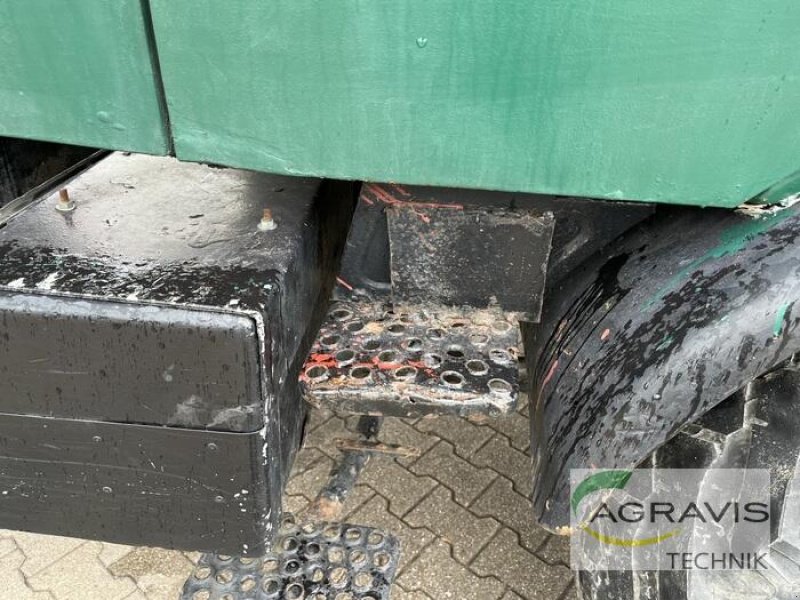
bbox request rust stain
[304,497,343,522]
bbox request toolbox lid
[0,153,321,432]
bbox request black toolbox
[0,153,354,554]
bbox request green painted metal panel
[150,1,800,207]
[0,0,168,154]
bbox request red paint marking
[541,359,559,389]
[336,277,354,291]
[368,183,464,211]
[407,360,436,377]
[601,328,611,341]
[362,196,374,205]
[307,353,336,368]
[368,184,400,205]
[392,184,412,198]
[371,355,402,370]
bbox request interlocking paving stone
[414,415,495,458]
[283,492,312,515]
[471,477,549,553]
[5,531,86,577]
[0,547,56,600]
[347,494,436,575]
[536,534,572,568]
[404,486,500,564]
[520,403,530,419]
[361,457,438,517]
[306,406,335,432]
[398,538,505,600]
[291,446,329,474]
[379,418,439,466]
[306,414,361,459]
[471,528,573,600]
[392,587,436,600]
[0,536,19,559]
[285,453,336,497]
[487,408,532,453]
[109,546,194,599]
[410,440,498,506]
[28,541,138,600]
[97,543,134,568]
[183,551,202,566]
[338,482,378,521]
[472,434,534,497]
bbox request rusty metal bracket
[333,438,421,459]
[303,415,381,523]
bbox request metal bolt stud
[258,208,277,231]
[56,188,75,212]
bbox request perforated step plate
[301,301,520,417]
[182,513,400,600]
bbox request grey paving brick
[414,415,495,458]
[338,483,376,521]
[291,446,328,474]
[536,534,571,568]
[5,531,86,577]
[472,528,573,600]
[472,434,534,497]
[487,411,531,453]
[29,541,137,600]
[0,548,55,600]
[404,486,500,564]
[378,418,439,466]
[97,543,133,568]
[108,546,194,600]
[471,477,549,553]
[0,536,19,559]
[304,415,357,459]
[283,493,312,515]
[397,538,505,600]
[306,407,334,432]
[182,551,202,566]
[347,494,435,575]
[392,586,435,600]
[501,589,526,600]
[285,453,335,497]
[360,456,438,517]
[410,440,497,506]
[560,582,577,600]
[519,393,531,418]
